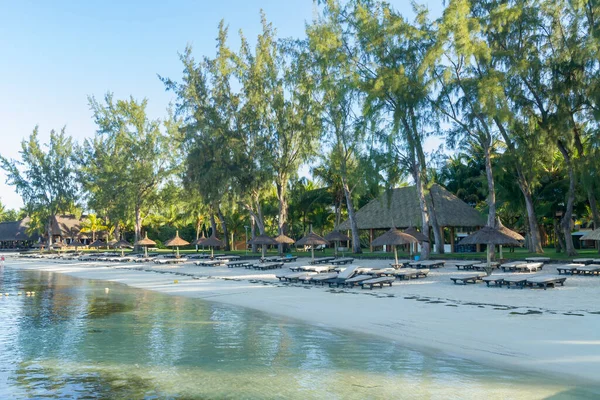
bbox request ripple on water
[0,268,598,399]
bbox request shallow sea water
[0,267,598,399]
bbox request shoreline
[5,256,600,387]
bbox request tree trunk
[341,175,362,254]
[251,216,257,253]
[518,174,544,253]
[427,191,444,254]
[134,203,142,251]
[47,216,54,246]
[553,218,564,253]
[484,143,496,258]
[557,141,578,256]
[276,176,288,255]
[414,166,431,260]
[210,214,217,237]
[217,208,230,251]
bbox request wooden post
[369,229,374,252]
[449,227,455,253]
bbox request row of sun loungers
[450,273,567,289]
[309,256,336,265]
[262,256,297,263]
[500,262,544,273]
[556,263,600,275]
[408,260,445,269]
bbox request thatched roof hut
[0,218,39,243]
[337,184,485,230]
[50,215,83,237]
[580,229,600,241]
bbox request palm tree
[80,214,107,242]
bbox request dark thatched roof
[70,239,85,247]
[190,235,206,246]
[89,239,107,248]
[580,229,600,241]
[0,217,39,242]
[371,228,417,247]
[458,226,523,246]
[202,236,225,247]
[248,234,278,246]
[112,239,133,248]
[337,184,485,230]
[135,233,157,247]
[495,218,525,241]
[274,234,295,244]
[324,231,351,242]
[404,227,429,242]
[295,232,329,246]
[50,215,83,237]
[164,231,190,247]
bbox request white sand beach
[5,255,600,385]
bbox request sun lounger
[360,276,395,289]
[525,257,550,263]
[502,275,529,289]
[155,257,188,264]
[482,275,507,287]
[310,256,336,265]
[253,262,284,271]
[226,260,250,268]
[194,260,225,267]
[188,254,210,259]
[331,257,354,265]
[390,259,411,268]
[394,268,429,280]
[301,272,338,284]
[325,265,360,287]
[572,258,595,265]
[282,256,297,263]
[262,256,283,263]
[450,273,486,285]
[472,262,500,271]
[277,272,317,282]
[515,262,544,273]
[574,264,600,275]
[455,261,478,270]
[367,268,396,276]
[340,275,373,287]
[216,255,239,260]
[410,260,445,269]
[556,263,585,275]
[525,275,567,289]
[500,262,526,272]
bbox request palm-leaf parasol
[164,231,190,258]
[89,239,107,253]
[324,231,351,257]
[113,239,133,257]
[248,234,278,259]
[371,228,417,266]
[135,233,156,257]
[458,226,523,274]
[495,218,524,259]
[201,235,225,258]
[295,231,329,262]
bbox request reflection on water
[0,268,598,399]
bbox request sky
[0,0,444,211]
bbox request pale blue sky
[0,0,444,211]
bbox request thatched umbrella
[164,231,190,258]
[33,241,46,253]
[191,234,207,252]
[70,239,85,251]
[580,229,600,241]
[295,232,329,262]
[458,226,522,275]
[52,241,67,254]
[112,239,133,257]
[89,239,107,253]
[495,218,524,259]
[201,235,225,258]
[371,228,417,266]
[248,234,278,259]
[107,239,118,249]
[135,233,156,257]
[273,233,295,256]
[325,231,351,257]
[404,227,429,257]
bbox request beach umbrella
[70,239,85,250]
[89,239,107,253]
[295,231,329,262]
[371,228,417,266]
[495,218,524,259]
[273,233,295,256]
[248,234,278,259]
[325,231,351,257]
[191,234,207,252]
[134,233,156,257]
[112,239,133,257]
[458,226,522,275]
[404,227,429,257]
[164,231,190,258]
[201,235,225,258]
[33,241,46,253]
[52,241,67,254]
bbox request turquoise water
[0,268,598,399]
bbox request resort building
[0,218,39,249]
[337,184,486,253]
